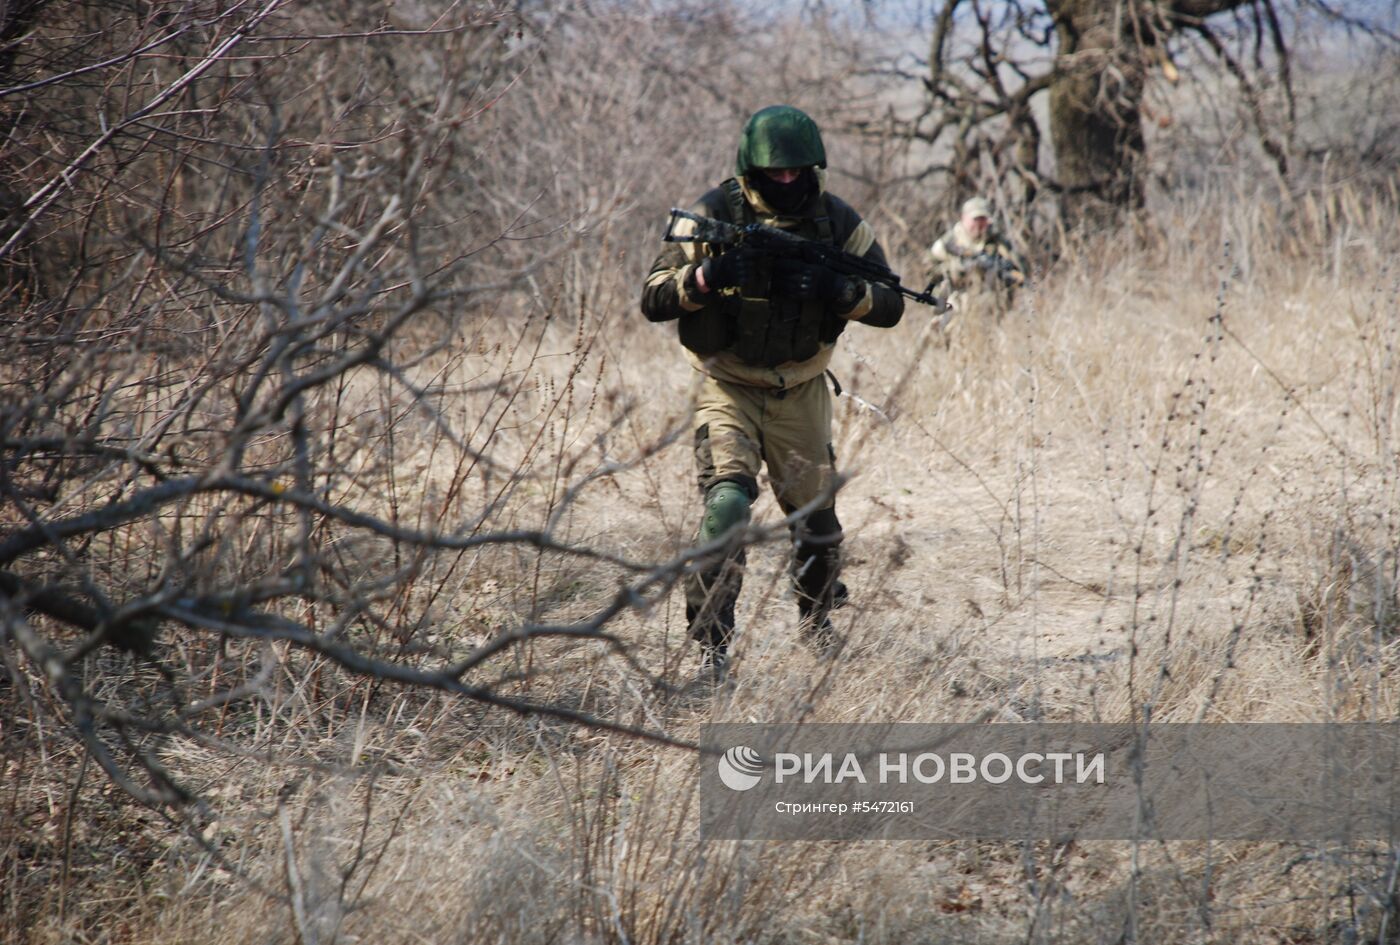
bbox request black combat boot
[797,600,840,657]
[832,579,849,610]
[792,508,844,657]
[698,639,730,682]
[793,544,843,657]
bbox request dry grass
[9,182,1393,945]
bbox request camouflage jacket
[640,172,904,390]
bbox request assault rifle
[664,208,949,314]
[961,249,1025,288]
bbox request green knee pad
[699,481,752,542]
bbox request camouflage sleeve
[929,232,954,263]
[639,191,729,324]
[846,230,905,328]
[827,195,904,329]
[639,242,705,323]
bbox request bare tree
[860,0,1399,232]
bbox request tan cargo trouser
[693,372,836,512]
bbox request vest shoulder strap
[720,178,751,225]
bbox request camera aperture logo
[718,746,765,791]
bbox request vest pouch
[731,295,775,365]
[820,308,847,344]
[732,293,829,367]
[785,298,824,364]
[677,304,734,355]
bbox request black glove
[700,248,754,291]
[771,258,865,313]
[829,273,865,314]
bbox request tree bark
[0,1,53,295]
[1047,0,1251,230]
[1047,0,1152,231]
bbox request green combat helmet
[735,105,826,176]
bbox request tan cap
[961,196,992,218]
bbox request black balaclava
[748,167,817,214]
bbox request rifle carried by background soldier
[956,247,1026,289]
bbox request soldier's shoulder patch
[842,220,875,258]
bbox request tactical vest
[678,178,845,368]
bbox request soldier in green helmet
[640,105,906,679]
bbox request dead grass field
[8,179,1394,945]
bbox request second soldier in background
[929,195,1028,317]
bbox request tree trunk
[0,0,54,295]
[1047,0,1151,231]
[1047,0,1256,230]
